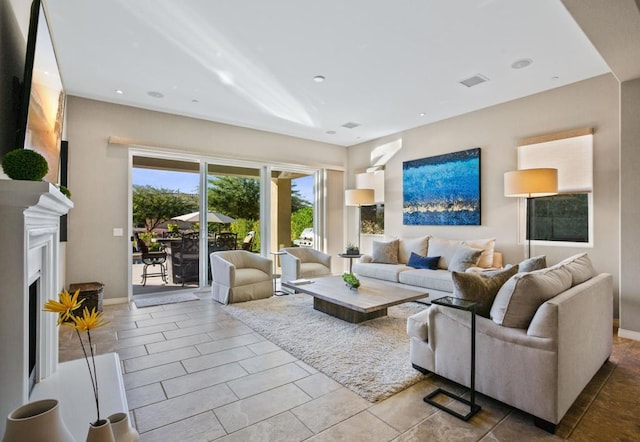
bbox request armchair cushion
[279,247,331,290]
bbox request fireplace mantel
[0,180,73,436]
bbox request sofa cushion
[407,252,440,270]
[299,262,332,278]
[517,255,547,273]
[463,238,496,268]
[554,253,596,286]
[371,239,399,264]
[399,269,454,292]
[451,265,519,318]
[490,266,573,328]
[448,245,483,272]
[427,237,462,269]
[352,262,410,282]
[398,236,430,264]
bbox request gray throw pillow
[448,245,483,272]
[490,265,573,328]
[518,255,547,273]
[452,265,520,318]
[371,239,399,264]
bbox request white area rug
[134,292,200,308]
[222,293,428,402]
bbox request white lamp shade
[355,171,384,203]
[504,168,558,198]
[345,188,375,206]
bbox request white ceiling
[43,0,610,147]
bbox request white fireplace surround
[0,181,72,435]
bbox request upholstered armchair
[210,250,273,304]
[279,247,332,292]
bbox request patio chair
[210,250,273,304]
[279,247,332,293]
[134,233,168,286]
[173,232,200,286]
[213,231,238,251]
[241,231,255,251]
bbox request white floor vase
[3,399,75,442]
[107,413,139,442]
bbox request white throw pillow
[490,265,572,329]
[398,236,430,264]
[463,238,496,268]
[427,237,461,270]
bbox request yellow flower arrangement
[43,290,109,426]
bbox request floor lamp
[345,189,375,250]
[504,168,558,258]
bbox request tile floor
[58,292,640,441]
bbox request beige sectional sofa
[352,236,502,302]
[407,253,613,432]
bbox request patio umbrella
[172,211,236,224]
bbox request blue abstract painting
[403,148,481,225]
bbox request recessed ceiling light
[419,113,426,117]
[147,91,164,98]
[115,89,124,95]
[326,130,336,135]
[313,75,326,83]
[511,59,533,69]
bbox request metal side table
[271,251,288,296]
[423,296,481,421]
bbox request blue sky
[133,168,314,202]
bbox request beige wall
[65,97,346,300]
[347,74,621,314]
[620,77,640,333]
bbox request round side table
[338,253,363,273]
[271,251,288,296]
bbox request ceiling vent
[341,122,360,129]
[459,74,489,88]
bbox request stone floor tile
[145,332,212,354]
[162,362,248,398]
[135,313,191,328]
[368,379,441,432]
[238,349,298,374]
[114,332,166,350]
[307,411,399,442]
[295,360,318,374]
[116,345,148,360]
[182,346,256,373]
[126,382,166,410]
[116,322,178,340]
[485,409,562,441]
[216,411,313,442]
[226,362,310,399]
[134,383,237,433]
[294,372,342,399]
[124,346,200,372]
[206,324,255,340]
[195,333,263,355]
[246,340,281,355]
[162,322,226,340]
[123,361,187,390]
[138,411,226,442]
[290,387,371,433]
[214,383,311,433]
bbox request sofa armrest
[210,253,235,286]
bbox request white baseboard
[618,327,640,341]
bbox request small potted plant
[342,272,360,290]
[345,242,360,255]
[1,148,48,181]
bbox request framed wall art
[403,147,480,225]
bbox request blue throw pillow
[407,252,440,270]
